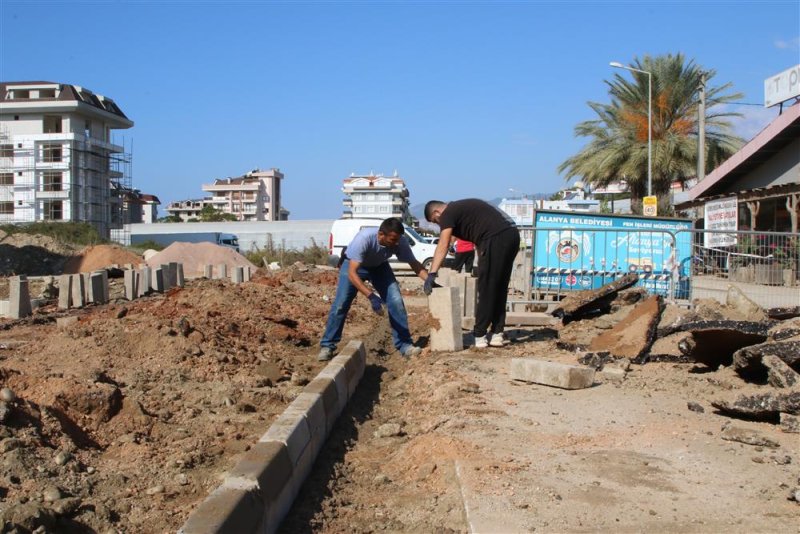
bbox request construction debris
[550,273,638,324]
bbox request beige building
[201,168,285,221]
[0,81,133,238]
[342,172,412,224]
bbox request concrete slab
[178,487,263,534]
[505,312,559,327]
[259,412,312,468]
[510,358,596,389]
[58,275,72,310]
[71,274,85,308]
[204,265,213,279]
[217,264,228,280]
[232,266,244,284]
[9,276,32,319]
[138,267,152,297]
[429,286,464,352]
[124,270,137,301]
[589,295,664,362]
[90,273,106,305]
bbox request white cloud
[774,36,800,49]
[721,104,780,141]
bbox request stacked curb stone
[179,339,367,534]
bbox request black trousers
[474,227,520,337]
[451,251,474,273]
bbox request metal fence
[511,227,800,310]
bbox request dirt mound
[145,242,256,277]
[62,245,142,274]
[0,232,80,276]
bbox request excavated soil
[0,271,798,533]
[62,245,143,274]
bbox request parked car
[328,218,452,271]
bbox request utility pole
[697,71,706,181]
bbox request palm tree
[559,53,744,215]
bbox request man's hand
[368,293,384,315]
[423,272,438,295]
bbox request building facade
[0,81,133,238]
[165,198,208,222]
[201,168,285,221]
[341,172,412,224]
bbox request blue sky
[1,0,798,219]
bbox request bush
[245,237,330,268]
[0,222,105,246]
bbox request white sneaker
[474,335,488,348]
[489,333,509,347]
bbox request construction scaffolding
[0,126,132,241]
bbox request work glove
[423,272,438,295]
[368,293,384,315]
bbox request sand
[62,244,143,273]
[144,241,257,277]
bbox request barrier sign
[643,196,658,217]
[704,197,738,248]
[532,210,693,296]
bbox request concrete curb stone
[179,339,366,534]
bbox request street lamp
[610,61,652,197]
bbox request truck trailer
[131,232,240,252]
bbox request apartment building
[201,168,285,221]
[342,172,412,224]
[165,198,208,222]
[0,81,133,238]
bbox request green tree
[199,205,237,222]
[558,53,744,215]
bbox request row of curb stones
[179,340,367,534]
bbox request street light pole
[610,61,652,197]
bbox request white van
[328,218,447,271]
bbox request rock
[116,307,128,319]
[720,426,780,448]
[189,345,203,356]
[763,355,800,388]
[459,382,481,394]
[660,320,770,369]
[54,451,71,466]
[290,372,309,386]
[732,341,800,382]
[551,273,639,324]
[589,295,663,362]
[767,306,800,321]
[687,401,705,413]
[374,474,391,484]
[790,488,800,502]
[713,390,800,419]
[374,423,403,438]
[175,473,189,486]
[42,486,61,502]
[780,413,800,433]
[255,361,283,385]
[0,401,10,423]
[145,484,165,495]
[647,332,693,362]
[51,497,81,515]
[1,438,24,452]
[726,286,768,322]
[0,387,16,402]
[1,502,57,531]
[577,351,614,370]
[176,317,191,337]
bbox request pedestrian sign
[643,196,658,217]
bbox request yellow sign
[643,196,658,217]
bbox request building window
[0,173,13,185]
[43,200,63,220]
[43,115,62,134]
[0,202,12,215]
[43,171,63,192]
[42,144,62,162]
[0,145,12,158]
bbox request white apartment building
[0,81,133,238]
[342,172,412,224]
[201,168,285,221]
[165,198,208,222]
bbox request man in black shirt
[423,199,520,348]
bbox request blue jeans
[320,260,412,351]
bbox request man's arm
[408,259,429,281]
[347,259,374,298]
[428,227,453,274]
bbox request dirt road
[0,270,797,532]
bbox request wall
[733,137,800,191]
[124,220,336,252]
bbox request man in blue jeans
[318,217,432,361]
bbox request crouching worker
[318,217,430,361]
